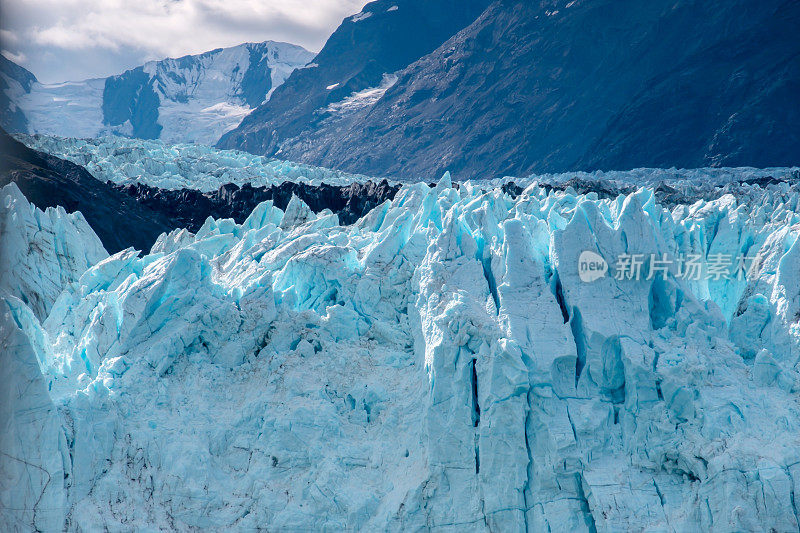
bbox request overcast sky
[0,0,369,83]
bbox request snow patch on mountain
[16,79,107,139]
[322,74,398,117]
[351,11,373,22]
[2,169,800,530]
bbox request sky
[0,0,369,84]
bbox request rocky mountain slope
[6,42,313,144]
[220,0,800,180]
[2,169,800,530]
[0,55,37,133]
[216,0,492,157]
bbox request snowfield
[2,168,800,531]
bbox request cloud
[1,49,26,64]
[0,0,368,82]
[0,29,18,45]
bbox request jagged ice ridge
[1,169,800,531]
[15,133,800,195]
[16,134,376,192]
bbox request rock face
[6,42,313,144]
[0,129,175,254]
[2,170,800,530]
[220,0,800,180]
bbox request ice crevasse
[1,173,800,531]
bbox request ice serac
[0,182,107,320]
[2,170,800,530]
[0,302,68,532]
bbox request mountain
[7,42,314,144]
[220,0,800,180]
[3,167,800,530]
[216,0,493,156]
[0,55,37,133]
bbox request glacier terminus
[2,162,800,531]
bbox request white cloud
[0,29,18,45]
[1,49,26,64]
[0,0,368,82]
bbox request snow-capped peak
[11,41,315,145]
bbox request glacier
[16,134,375,192]
[15,133,800,195]
[1,167,800,531]
[14,132,800,195]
